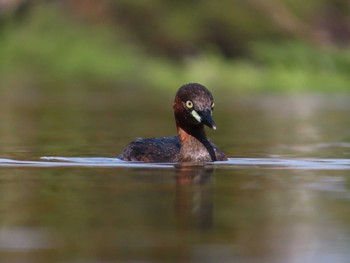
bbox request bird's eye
[211,102,215,110]
[185,100,194,109]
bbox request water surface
[0,90,350,262]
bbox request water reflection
[0,163,350,262]
[175,164,214,185]
[174,164,214,230]
[0,227,53,251]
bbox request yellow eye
[185,100,193,109]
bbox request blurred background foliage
[0,0,349,93]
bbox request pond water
[0,88,350,262]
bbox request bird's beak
[199,109,216,130]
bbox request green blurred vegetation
[0,0,349,93]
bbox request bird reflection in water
[174,164,215,230]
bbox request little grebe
[118,83,227,162]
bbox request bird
[118,83,227,162]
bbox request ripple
[0,157,349,170]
